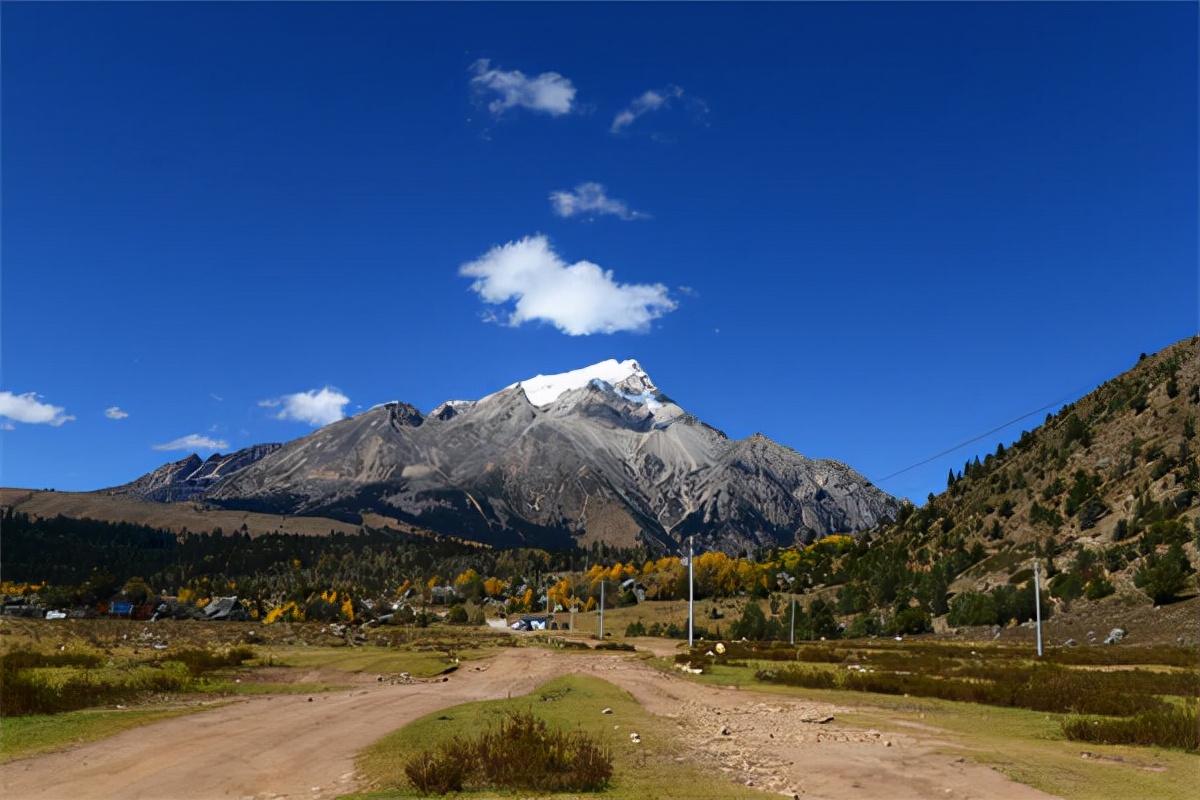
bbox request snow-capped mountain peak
[516,358,655,407]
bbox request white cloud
[153,434,229,452]
[259,387,350,427]
[470,59,576,117]
[611,85,684,133]
[611,85,708,134]
[550,183,648,221]
[459,235,677,336]
[1,422,14,431]
[105,406,129,420]
[0,391,74,426]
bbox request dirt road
[1,648,1056,800]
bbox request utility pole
[688,536,695,648]
[1034,560,1043,657]
[789,596,796,646]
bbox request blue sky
[2,3,1196,504]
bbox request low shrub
[168,647,256,677]
[1063,702,1198,752]
[404,711,612,795]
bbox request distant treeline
[0,508,646,600]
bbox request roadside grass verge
[344,674,762,800]
[270,646,470,678]
[0,706,203,762]
[1,646,257,716]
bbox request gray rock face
[117,360,900,553]
[110,443,283,502]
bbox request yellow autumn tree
[547,578,572,611]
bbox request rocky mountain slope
[110,444,283,503]
[112,360,900,552]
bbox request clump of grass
[168,646,256,676]
[404,711,613,795]
[404,741,469,795]
[1063,702,1199,752]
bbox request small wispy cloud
[470,59,576,117]
[550,183,648,221]
[259,387,350,428]
[0,391,74,426]
[1,422,14,431]
[104,406,129,420]
[153,434,228,452]
[460,234,677,336]
[611,85,707,134]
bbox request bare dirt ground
[1,647,1056,800]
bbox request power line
[876,380,1101,485]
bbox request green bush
[887,606,931,635]
[947,591,997,626]
[1049,572,1084,601]
[1134,543,1195,604]
[1084,576,1115,600]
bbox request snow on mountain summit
[517,358,653,406]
